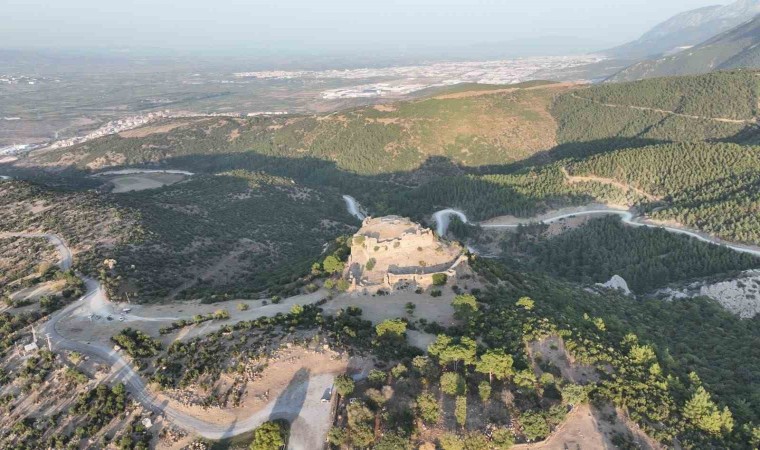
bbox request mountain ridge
[603,0,760,59]
[607,15,760,81]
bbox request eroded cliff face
[655,270,760,319]
[345,215,467,292]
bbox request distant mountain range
[603,0,760,59]
[607,14,760,82]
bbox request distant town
[0,74,56,85]
[235,55,603,99]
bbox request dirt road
[6,232,336,446]
[560,167,661,202]
[569,93,758,124]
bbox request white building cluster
[46,111,174,149]
[44,110,290,150]
[234,55,604,99]
[0,74,56,85]
[0,144,31,156]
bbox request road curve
[432,209,468,236]
[5,232,332,443]
[434,207,760,257]
[342,195,367,221]
[92,169,195,176]
[0,232,72,270]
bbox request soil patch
[109,172,187,193]
[323,290,457,326]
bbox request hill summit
[609,14,760,81]
[345,216,468,293]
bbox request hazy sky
[1,0,724,55]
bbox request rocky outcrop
[597,275,632,295]
[654,270,760,318]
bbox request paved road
[0,232,72,270]
[434,207,760,257]
[432,208,468,236]
[338,194,760,257]
[342,195,366,221]
[5,232,334,444]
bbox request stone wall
[345,215,469,293]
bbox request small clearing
[527,335,599,385]
[9,279,66,303]
[118,120,193,138]
[108,172,187,193]
[323,290,457,326]
[512,404,662,450]
[154,346,352,449]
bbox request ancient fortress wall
[346,215,468,292]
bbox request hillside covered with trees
[503,216,760,292]
[26,81,569,175]
[6,71,760,301]
[568,142,760,244]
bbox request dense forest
[474,259,760,448]
[569,142,760,244]
[551,71,759,158]
[503,216,760,292]
[575,71,759,120]
[109,171,356,302]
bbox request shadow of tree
[269,367,310,424]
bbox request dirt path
[511,404,662,450]
[4,232,340,445]
[569,92,758,124]
[560,167,661,202]
[433,81,581,100]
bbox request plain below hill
[608,14,760,82]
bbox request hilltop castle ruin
[345,215,468,293]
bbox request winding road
[341,194,760,257]
[569,93,759,125]
[7,195,759,442]
[438,207,760,257]
[4,232,334,445]
[342,195,367,221]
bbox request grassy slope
[27,82,569,175]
